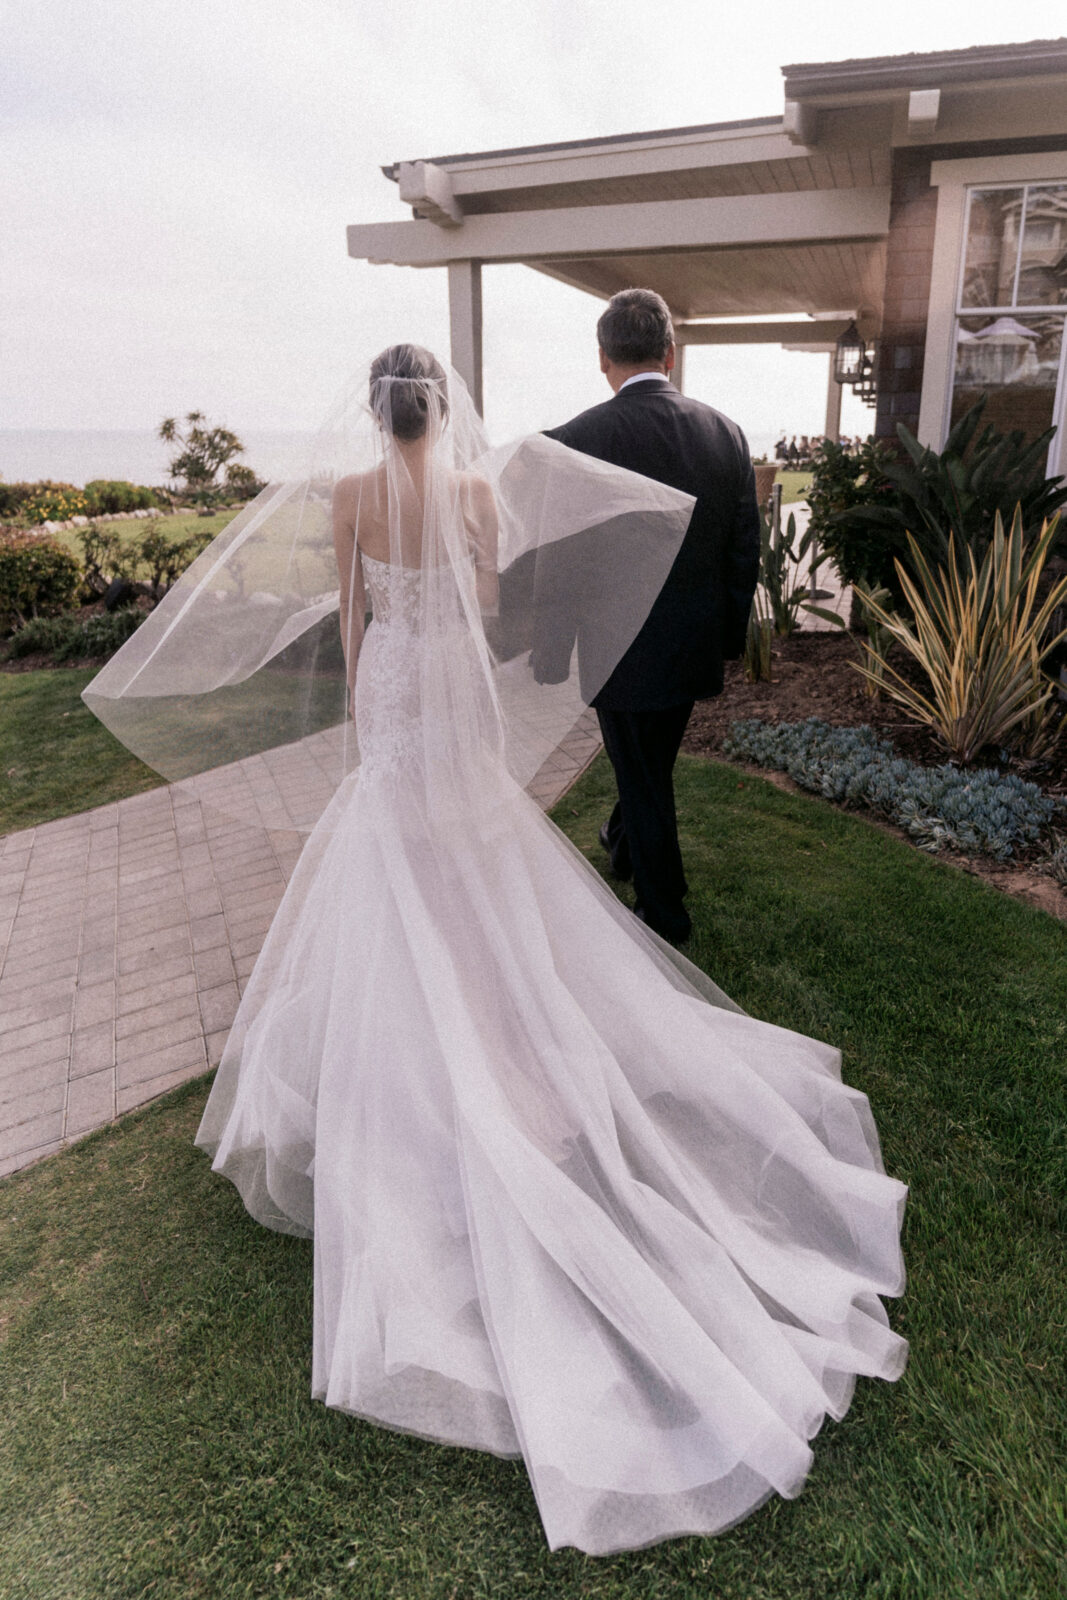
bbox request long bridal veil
[82,346,696,833]
[83,347,907,1558]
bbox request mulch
[681,629,1067,921]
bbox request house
[347,38,1067,472]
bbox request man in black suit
[542,288,760,943]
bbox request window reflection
[1018,185,1067,307]
[962,188,1022,308]
[951,314,1063,442]
[962,184,1067,310]
[953,183,1067,461]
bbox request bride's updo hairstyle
[369,344,449,441]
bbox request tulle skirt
[197,759,907,1555]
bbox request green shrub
[758,506,842,638]
[224,462,266,501]
[723,717,1057,861]
[805,436,898,592]
[0,481,75,522]
[76,519,214,599]
[136,522,214,596]
[0,482,37,520]
[0,480,91,525]
[0,478,162,524]
[822,400,1067,587]
[0,532,83,631]
[743,507,844,682]
[82,480,161,516]
[4,615,76,658]
[77,525,138,591]
[4,607,143,662]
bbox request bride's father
[544,288,760,943]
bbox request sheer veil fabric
[84,348,908,1556]
[82,351,695,832]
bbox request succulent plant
[723,717,1058,861]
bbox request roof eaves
[782,37,1067,97]
[380,114,784,181]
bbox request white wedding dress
[196,545,908,1556]
[81,346,905,1555]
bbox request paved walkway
[0,506,846,1183]
[0,712,602,1179]
[774,503,852,631]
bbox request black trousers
[596,701,694,941]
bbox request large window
[951,183,1067,456]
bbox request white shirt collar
[617,371,671,393]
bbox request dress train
[198,708,907,1555]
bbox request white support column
[448,259,483,415]
[671,332,686,393]
[823,353,843,442]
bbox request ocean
[0,430,320,490]
[1,425,788,491]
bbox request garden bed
[683,629,1067,918]
[0,597,147,673]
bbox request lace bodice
[355,550,488,785]
[354,552,424,782]
[359,550,425,632]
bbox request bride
[84,344,907,1556]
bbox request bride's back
[335,458,496,576]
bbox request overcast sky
[2,0,1062,452]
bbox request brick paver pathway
[0,711,601,1178]
[773,503,852,631]
[0,509,850,1183]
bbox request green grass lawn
[0,669,163,835]
[0,661,345,838]
[776,469,811,505]
[49,507,239,561]
[2,754,1064,1599]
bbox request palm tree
[157,412,248,497]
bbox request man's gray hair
[597,288,674,365]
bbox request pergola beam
[824,354,843,439]
[347,188,890,269]
[676,319,852,345]
[448,260,483,416]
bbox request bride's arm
[332,478,366,714]
[463,475,499,616]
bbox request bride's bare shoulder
[455,470,495,508]
[332,468,381,504]
[332,470,386,532]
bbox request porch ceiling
[533,237,887,323]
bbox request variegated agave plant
[853,508,1067,764]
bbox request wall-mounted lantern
[855,344,879,406]
[833,320,867,385]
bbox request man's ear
[664,342,676,374]
[598,346,610,375]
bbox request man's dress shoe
[598,822,633,882]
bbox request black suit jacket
[539,379,760,711]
